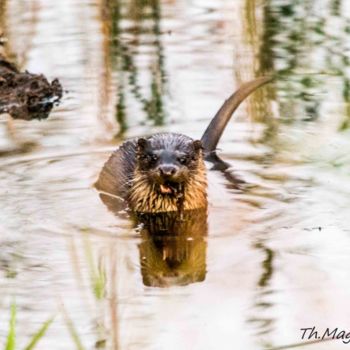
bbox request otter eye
[150,154,158,162]
[178,156,187,165]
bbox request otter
[95,76,272,213]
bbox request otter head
[136,135,203,197]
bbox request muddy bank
[0,55,63,120]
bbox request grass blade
[61,306,86,350]
[83,236,106,300]
[23,317,54,350]
[5,302,16,350]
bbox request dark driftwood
[0,55,62,120]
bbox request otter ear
[193,140,203,152]
[137,138,148,153]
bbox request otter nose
[159,165,178,176]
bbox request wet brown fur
[96,133,207,213]
[129,155,207,212]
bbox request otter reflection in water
[137,209,207,287]
[99,194,208,287]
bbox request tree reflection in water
[103,0,167,137]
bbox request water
[1,0,350,349]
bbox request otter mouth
[159,181,182,195]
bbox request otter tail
[201,76,273,159]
